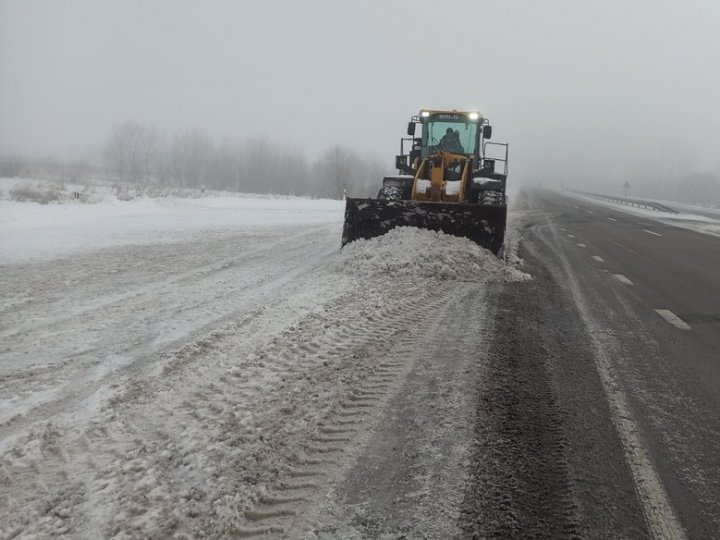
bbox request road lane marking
[544,219,687,540]
[567,234,575,238]
[613,274,634,285]
[584,209,594,214]
[655,310,691,330]
[644,229,663,237]
[607,217,617,222]
[605,237,643,257]
[592,256,605,262]
[577,243,587,248]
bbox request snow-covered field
[0,178,342,264]
[0,185,527,539]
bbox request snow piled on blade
[338,227,530,282]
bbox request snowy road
[7,189,717,539]
[1,222,353,538]
[0,196,526,539]
[1,226,342,432]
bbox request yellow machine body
[342,108,509,254]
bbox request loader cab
[397,109,495,174]
[419,112,480,158]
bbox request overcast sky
[1,0,719,189]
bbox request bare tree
[170,129,212,188]
[314,146,384,199]
[240,137,275,193]
[100,123,384,198]
[315,146,357,199]
[0,156,25,177]
[352,151,385,198]
[277,150,310,195]
[206,139,243,191]
[105,121,157,182]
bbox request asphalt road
[307,189,720,539]
[484,188,720,539]
[542,190,720,365]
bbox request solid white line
[613,274,634,285]
[577,243,587,248]
[546,220,687,540]
[567,234,575,238]
[592,255,605,262]
[655,309,691,330]
[644,229,663,237]
[607,217,617,222]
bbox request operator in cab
[439,128,465,153]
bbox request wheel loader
[341,108,509,254]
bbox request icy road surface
[0,195,527,539]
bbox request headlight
[421,111,430,117]
[468,112,479,121]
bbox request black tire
[478,190,504,206]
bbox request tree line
[103,121,384,198]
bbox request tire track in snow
[1,270,457,538]
[2,225,523,539]
[229,287,458,539]
[0,227,329,338]
[0,228,340,437]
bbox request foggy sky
[2,0,719,190]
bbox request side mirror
[483,125,492,139]
[407,122,416,136]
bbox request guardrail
[567,190,679,214]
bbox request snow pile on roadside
[338,227,530,282]
[504,193,528,269]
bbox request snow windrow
[338,227,530,283]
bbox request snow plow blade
[341,198,507,254]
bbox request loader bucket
[341,198,507,254]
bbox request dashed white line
[552,228,687,540]
[613,274,634,285]
[577,243,587,248]
[567,234,576,238]
[607,217,617,222]
[644,229,663,237]
[584,210,594,214]
[592,256,605,262]
[655,309,691,330]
